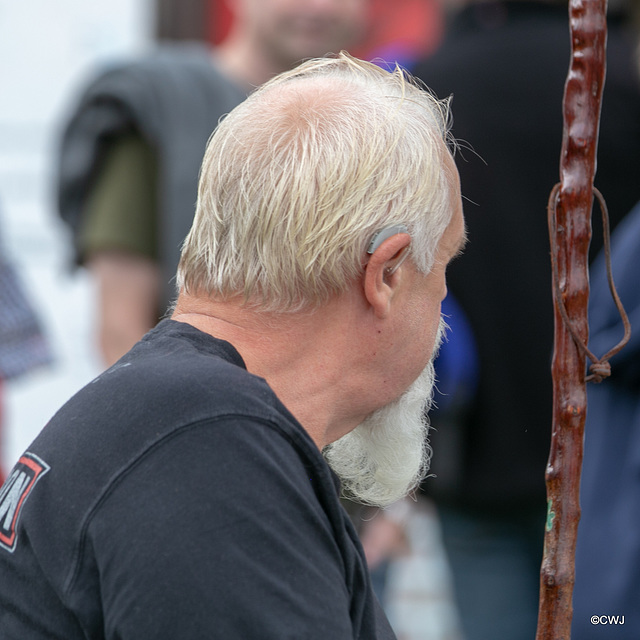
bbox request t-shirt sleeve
[78,132,158,262]
[80,418,358,639]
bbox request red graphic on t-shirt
[0,452,50,552]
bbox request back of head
[178,52,456,312]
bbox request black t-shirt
[0,319,395,639]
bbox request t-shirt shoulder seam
[62,411,315,598]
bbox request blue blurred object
[573,201,640,639]
[0,208,53,380]
[435,294,479,413]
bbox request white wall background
[0,0,153,469]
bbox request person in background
[0,208,52,484]
[0,53,466,639]
[57,0,368,366]
[411,1,640,638]
[572,200,640,639]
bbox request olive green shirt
[79,132,158,262]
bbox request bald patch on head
[257,76,355,129]
[244,76,365,166]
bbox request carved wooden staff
[535,0,606,638]
[535,0,630,638]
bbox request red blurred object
[206,0,444,66]
[207,0,234,44]
[353,0,444,65]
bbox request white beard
[323,318,447,507]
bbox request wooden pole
[535,1,608,638]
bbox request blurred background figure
[0,0,153,476]
[0,206,53,484]
[207,0,447,71]
[57,0,368,367]
[411,1,640,638]
[572,200,640,639]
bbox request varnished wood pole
[535,1,608,639]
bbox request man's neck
[171,292,371,449]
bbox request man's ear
[363,233,411,319]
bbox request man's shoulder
[62,319,297,441]
[88,42,221,83]
[11,320,317,554]
[83,42,244,107]
[1,321,338,630]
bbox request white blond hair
[177,52,455,311]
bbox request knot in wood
[589,361,611,383]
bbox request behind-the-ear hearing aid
[367,224,410,276]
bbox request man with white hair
[1,53,465,639]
